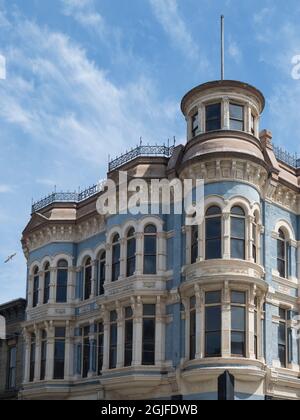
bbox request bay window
[97,251,106,296]
[142,304,156,365]
[97,323,104,375]
[231,291,246,357]
[43,263,50,304]
[53,327,66,380]
[112,234,121,282]
[205,206,222,260]
[230,103,244,131]
[231,206,246,260]
[84,258,92,301]
[32,267,39,308]
[205,291,222,357]
[40,330,47,381]
[191,225,198,264]
[82,326,90,378]
[29,334,36,383]
[206,103,221,132]
[124,307,133,367]
[189,297,196,360]
[109,311,118,369]
[144,225,157,275]
[56,260,68,303]
[127,228,136,278]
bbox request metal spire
[221,15,225,80]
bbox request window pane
[231,332,246,356]
[144,236,156,254]
[278,344,286,367]
[230,104,243,120]
[206,218,221,239]
[231,218,245,239]
[231,239,245,260]
[205,291,221,305]
[205,306,221,332]
[56,270,68,303]
[206,103,221,120]
[206,119,221,132]
[206,206,221,217]
[53,341,65,380]
[231,291,246,305]
[142,319,155,365]
[143,304,156,316]
[190,309,196,360]
[230,120,244,131]
[144,225,157,234]
[206,239,222,260]
[144,256,157,275]
[231,307,246,331]
[278,323,286,345]
[205,332,221,357]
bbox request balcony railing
[108,144,175,172]
[32,185,99,213]
[274,146,300,168]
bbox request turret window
[32,267,39,308]
[97,251,106,296]
[191,113,199,137]
[144,225,157,275]
[43,263,50,304]
[56,260,68,303]
[231,291,246,357]
[277,229,288,279]
[206,103,221,132]
[205,206,222,260]
[229,103,244,131]
[191,225,198,264]
[205,291,222,357]
[127,228,136,277]
[84,258,92,301]
[231,206,246,260]
[112,234,121,282]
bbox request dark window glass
[231,293,246,357]
[97,252,106,296]
[278,309,287,368]
[205,207,222,260]
[142,305,156,365]
[190,298,196,360]
[191,225,198,264]
[251,114,255,135]
[254,303,258,359]
[112,235,120,282]
[206,103,221,132]
[205,306,221,357]
[252,223,257,263]
[97,323,104,375]
[124,307,133,367]
[43,264,51,304]
[29,334,36,383]
[53,328,65,380]
[84,258,92,301]
[82,326,90,378]
[144,225,157,275]
[277,230,288,279]
[40,331,47,381]
[205,291,222,305]
[192,113,199,137]
[231,207,245,260]
[127,229,136,277]
[33,268,39,308]
[7,347,17,389]
[56,260,68,303]
[230,104,244,131]
[109,311,118,369]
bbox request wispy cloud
[0,184,13,193]
[149,0,207,67]
[228,38,242,64]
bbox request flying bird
[4,253,16,264]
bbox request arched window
[112,234,120,282]
[84,257,92,301]
[144,225,157,275]
[127,228,136,277]
[277,229,288,278]
[43,263,51,305]
[191,225,198,264]
[97,251,106,296]
[56,260,68,303]
[205,206,222,260]
[32,267,39,308]
[231,206,246,260]
[252,214,259,264]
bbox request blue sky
[0,0,300,304]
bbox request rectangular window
[142,304,156,365]
[231,217,246,260]
[109,311,118,369]
[7,347,17,390]
[82,326,90,378]
[278,309,287,368]
[254,298,258,360]
[251,114,255,135]
[97,256,106,296]
[189,297,196,360]
[231,292,246,357]
[205,292,222,357]
[191,113,199,137]
[124,307,133,367]
[97,323,104,375]
[144,236,157,275]
[206,103,221,132]
[40,331,47,381]
[53,328,65,380]
[230,103,244,131]
[33,276,39,308]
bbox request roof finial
[221,15,225,80]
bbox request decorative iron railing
[32,185,99,213]
[274,146,300,168]
[108,144,175,172]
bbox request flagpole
[221,15,225,80]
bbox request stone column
[187,116,192,141]
[132,298,143,366]
[222,97,230,130]
[222,282,231,357]
[185,226,191,265]
[38,271,44,306]
[102,311,110,371]
[23,330,31,384]
[246,102,252,134]
[135,232,144,275]
[116,304,124,369]
[195,287,202,359]
[68,267,77,302]
[91,261,97,298]
[46,323,55,381]
[34,327,41,382]
[105,244,112,283]
[49,268,56,304]
[199,103,205,134]
[199,220,205,262]
[223,213,231,259]
[120,238,126,280]
[247,216,254,262]
[248,286,256,359]
[27,276,33,308]
[88,323,97,377]
[155,297,165,365]
[157,232,167,275]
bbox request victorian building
[0,298,26,400]
[20,80,300,400]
